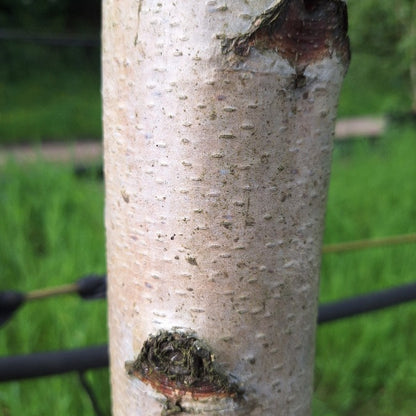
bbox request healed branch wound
[125,331,240,402]
[222,0,350,71]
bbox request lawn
[1,22,416,416]
[0,163,109,415]
[0,43,101,144]
[314,126,416,415]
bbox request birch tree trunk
[103,1,350,415]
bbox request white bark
[103,1,349,415]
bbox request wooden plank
[0,141,102,166]
[335,117,386,140]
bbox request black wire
[3,275,416,325]
[0,345,108,382]
[318,281,416,324]
[74,164,103,180]
[0,275,106,327]
[0,30,99,47]
[78,371,106,416]
[1,278,416,382]
[0,291,25,327]
[77,275,106,300]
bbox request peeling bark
[103,1,350,415]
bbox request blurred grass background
[0,44,101,143]
[1,0,416,415]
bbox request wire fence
[3,272,416,334]
[0,29,99,47]
[2,232,416,362]
[2,239,416,380]
[1,270,416,414]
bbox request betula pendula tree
[103,0,350,414]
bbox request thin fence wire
[1,232,415,325]
[2,276,416,382]
[0,275,105,327]
[322,233,416,254]
[1,231,415,327]
[0,29,99,47]
[78,371,106,416]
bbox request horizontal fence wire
[322,233,416,254]
[2,272,416,328]
[0,29,99,47]
[317,281,416,324]
[1,280,416,381]
[0,274,106,326]
[0,345,108,382]
[0,233,415,381]
[1,232,415,325]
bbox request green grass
[0,44,101,144]
[338,52,412,117]
[0,72,101,143]
[313,126,416,415]
[0,162,109,415]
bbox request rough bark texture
[103,0,349,415]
